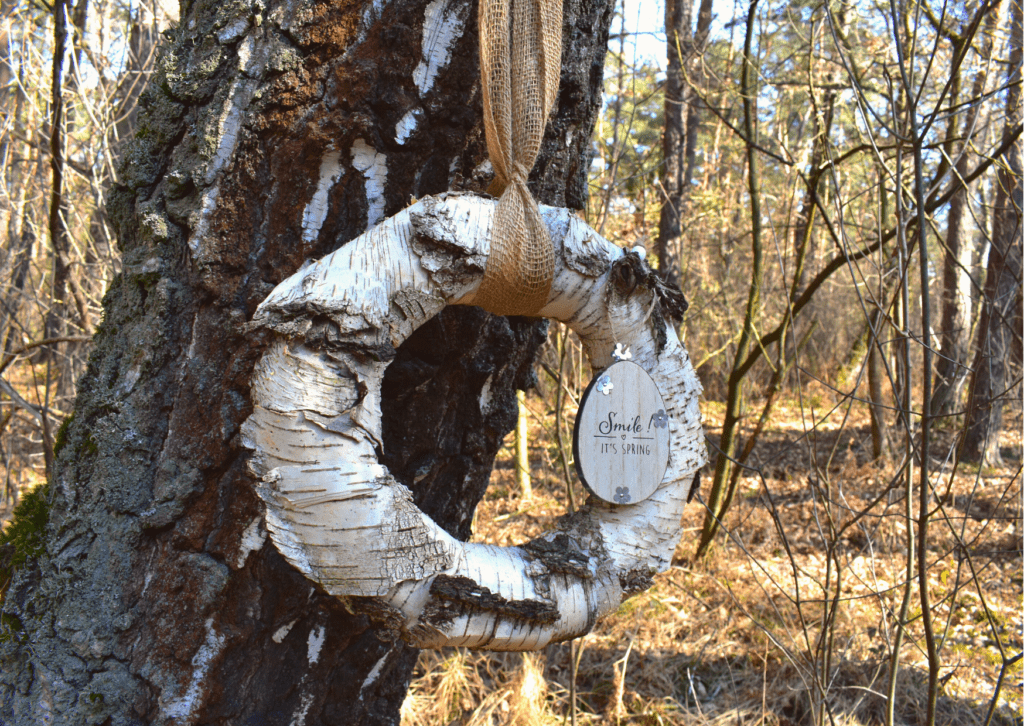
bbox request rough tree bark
[0,0,614,722]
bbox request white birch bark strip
[240,192,706,651]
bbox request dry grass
[400,386,1023,726]
[0,325,1017,726]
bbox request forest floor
[0,384,1018,726]
[402,396,1023,726]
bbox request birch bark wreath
[241,0,705,651]
[240,194,707,650]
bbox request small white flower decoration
[612,344,632,361]
[597,375,614,396]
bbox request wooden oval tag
[572,361,671,505]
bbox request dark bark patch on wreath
[609,252,688,320]
[409,201,490,295]
[608,254,689,355]
[421,574,560,626]
[562,236,613,278]
[307,327,399,364]
[351,596,408,643]
[523,533,593,579]
[618,567,656,598]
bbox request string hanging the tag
[473,0,562,316]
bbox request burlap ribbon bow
[473,0,562,316]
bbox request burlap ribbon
[473,0,562,316]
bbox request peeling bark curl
[242,192,706,651]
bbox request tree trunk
[961,0,1023,466]
[0,75,37,358]
[695,0,762,558]
[0,213,34,356]
[515,389,532,499]
[867,309,890,459]
[931,178,976,415]
[46,0,71,354]
[0,0,16,180]
[0,0,614,722]
[931,1,1002,417]
[655,0,712,284]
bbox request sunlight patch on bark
[160,619,226,722]
[235,516,267,568]
[307,625,326,665]
[272,619,298,643]
[301,150,344,244]
[413,0,467,95]
[289,692,315,726]
[350,140,388,229]
[189,34,272,260]
[395,109,423,145]
[359,650,394,698]
[479,373,494,414]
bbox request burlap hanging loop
[473,0,562,316]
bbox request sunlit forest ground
[401,331,1023,726]
[1,335,1019,725]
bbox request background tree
[591,47,663,239]
[0,0,167,494]
[930,0,1003,417]
[655,0,713,283]
[962,0,1023,465]
[0,0,614,723]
